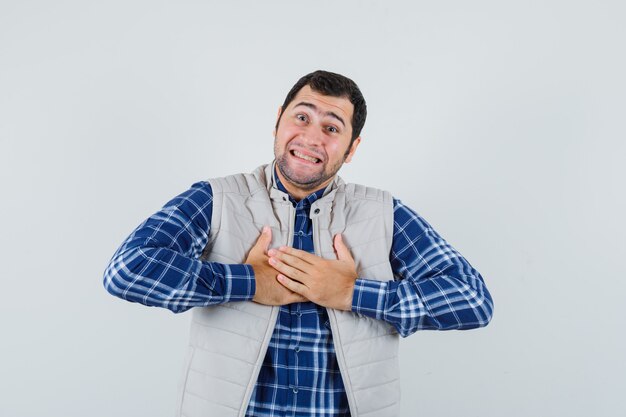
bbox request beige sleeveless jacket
[176,163,400,417]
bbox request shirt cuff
[204,262,256,302]
[352,278,396,320]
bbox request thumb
[333,234,353,261]
[255,226,272,254]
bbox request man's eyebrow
[294,102,346,127]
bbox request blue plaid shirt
[103,171,493,417]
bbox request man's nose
[300,125,324,146]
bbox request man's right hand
[246,226,307,306]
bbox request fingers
[333,234,354,261]
[277,274,309,298]
[275,245,317,263]
[269,249,312,272]
[276,237,353,263]
[253,226,272,254]
[269,255,306,281]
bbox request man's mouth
[291,149,321,164]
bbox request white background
[1,1,624,416]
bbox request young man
[103,70,494,417]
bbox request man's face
[274,85,361,197]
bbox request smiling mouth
[291,150,321,164]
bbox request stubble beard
[274,141,346,192]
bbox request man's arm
[351,198,494,336]
[102,181,255,313]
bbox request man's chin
[284,173,325,190]
[277,161,326,190]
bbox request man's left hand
[269,234,357,311]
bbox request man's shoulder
[205,164,269,196]
[338,180,393,205]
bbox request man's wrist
[339,284,355,311]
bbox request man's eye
[327,126,338,133]
[296,114,307,122]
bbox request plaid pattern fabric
[352,199,494,335]
[103,181,256,313]
[244,179,349,416]
[103,173,493,417]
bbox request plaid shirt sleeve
[351,198,494,337]
[103,181,255,313]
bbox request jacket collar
[261,161,343,212]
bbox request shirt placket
[286,198,310,404]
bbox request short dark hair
[276,70,367,145]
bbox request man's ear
[273,106,283,136]
[344,136,361,163]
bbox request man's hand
[270,234,358,311]
[246,226,307,306]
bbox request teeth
[293,150,319,163]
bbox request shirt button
[294,346,300,353]
[293,387,299,394]
[314,208,320,214]
[295,311,302,317]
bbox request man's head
[273,70,367,200]
[275,70,367,146]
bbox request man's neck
[274,167,332,202]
